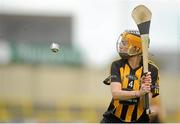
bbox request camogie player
[101,30,160,123]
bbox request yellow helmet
[116,30,142,58]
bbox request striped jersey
[103,59,159,122]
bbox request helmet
[116,30,142,59]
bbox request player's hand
[139,72,152,96]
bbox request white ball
[50,42,60,53]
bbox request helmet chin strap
[119,53,130,59]
[119,52,142,59]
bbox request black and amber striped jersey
[103,59,159,122]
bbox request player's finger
[143,72,151,77]
[145,73,151,79]
[145,72,151,76]
[145,85,151,90]
[143,78,152,83]
[144,82,151,86]
[144,74,151,80]
[144,85,151,91]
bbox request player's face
[119,39,129,53]
[116,38,130,59]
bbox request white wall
[74,0,128,67]
[0,0,179,67]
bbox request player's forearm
[112,90,140,100]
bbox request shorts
[100,111,149,123]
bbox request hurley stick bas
[131,5,152,114]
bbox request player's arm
[111,82,138,100]
[111,81,151,100]
[110,62,151,100]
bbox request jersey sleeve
[110,61,121,83]
[150,66,160,98]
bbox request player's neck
[128,56,141,69]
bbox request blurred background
[0,0,179,122]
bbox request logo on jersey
[126,75,138,81]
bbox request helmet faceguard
[117,30,142,59]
